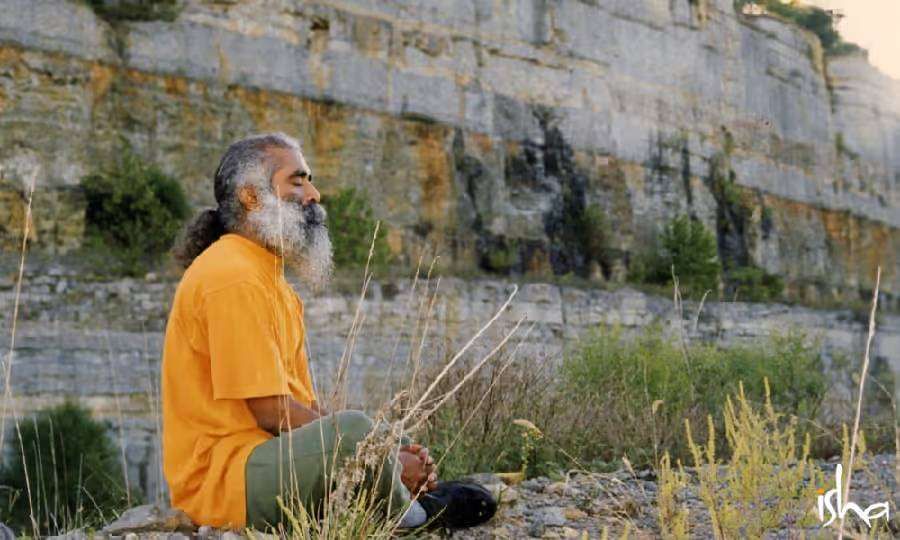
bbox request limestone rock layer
[0,0,897,302]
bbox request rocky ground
[450,455,900,539]
[48,455,899,539]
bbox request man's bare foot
[399,443,439,493]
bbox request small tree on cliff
[322,187,393,269]
[635,215,721,297]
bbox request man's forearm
[309,400,329,416]
[280,398,321,432]
[247,395,321,434]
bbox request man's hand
[246,395,321,434]
[398,443,438,495]
[309,400,329,417]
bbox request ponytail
[173,208,226,268]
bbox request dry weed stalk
[379,253,426,402]
[838,266,882,540]
[670,268,696,402]
[141,321,165,505]
[657,452,690,539]
[430,321,537,472]
[0,170,38,535]
[326,299,524,520]
[399,285,518,428]
[103,331,132,507]
[405,262,441,408]
[0,170,37,450]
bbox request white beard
[244,189,334,292]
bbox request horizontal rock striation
[0,0,896,304]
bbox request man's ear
[238,185,261,211]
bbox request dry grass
[240,216,527,538]
[657,453,689,540]
[416,342,577,479]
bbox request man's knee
[333,410,374,444]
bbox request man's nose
[302,184,321,206]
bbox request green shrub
[835,132,861,161]
[725,265,784,302]
[423,326,835,477]
[828,41,867,57]
[581,204,610,265]
[484,238,519,273]
[632,215,721,297]
[0,401,132,534]
[81,152,190,276]
[736,1,863,56]
[82,0,181,23]
[322,187,393,269]
[764,0,839,50]
[559,327,827,469]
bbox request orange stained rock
[410,122,453,229]
[88,63,113,104]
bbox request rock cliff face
[0,0,897,303]
[1,0,899,503]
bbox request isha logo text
[816,464,890,528]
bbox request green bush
[423,326,836,477]
[828,41,867,57]
[736,1,863,56]
[82,0,181,22]
[0,401,132,534]
[764,0,839,50]
[81,152,190,276]
[725,265,784,302]
[322,187,393,269]
[580,204,610,266]
[558,327,827,469]
[484,238,519,274]
[632,215,720,297]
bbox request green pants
[244,410,412,531]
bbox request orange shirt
[161,233,316,528]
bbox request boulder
[102,505,195,535]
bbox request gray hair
[214,132,301,232]
[173,132,301,267]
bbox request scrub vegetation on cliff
[629,215,721,299]
[736,0,865,57]
[78,0,181,23]
[79,151,190,277]
[322,187,393,270]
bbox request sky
[806,0,900,80]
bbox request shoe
[416,481,497,529]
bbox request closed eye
[290,170,313,184]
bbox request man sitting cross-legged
[161,132,496,532]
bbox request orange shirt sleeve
[203,281,292,400]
